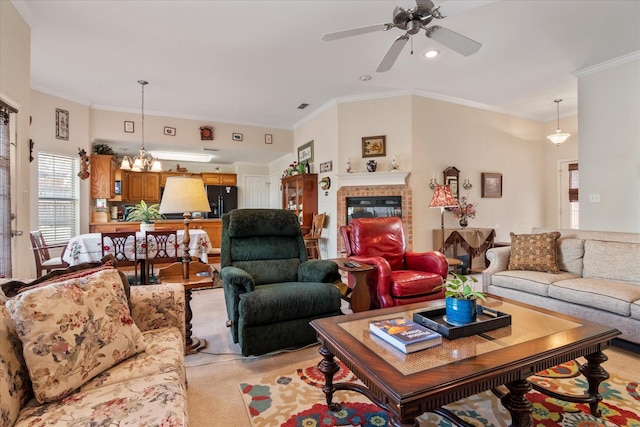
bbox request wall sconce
[462,178,472,190]
[429,177,439,190]
[319,176,331,190]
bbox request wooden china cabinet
[281,173,318,235]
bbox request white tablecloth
[63,229,211,266]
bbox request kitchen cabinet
[191,219,222,249]
[201,173,237,186]
[90,155,116,199]
[281,173,317,235]
[122,171,161,202]
[160,172,193,186]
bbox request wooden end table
[158,261,214,355]
[329,258,374,313]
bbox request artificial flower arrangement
[282,161,306,177]
[451,196,477,220]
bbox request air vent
[297,103,309,109]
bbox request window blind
[38,152,80,243]
[568,163,579,202]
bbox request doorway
[558,160,579,229]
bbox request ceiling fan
[321,0,482,72]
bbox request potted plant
[436,272,486,325]
[125,200,164,232]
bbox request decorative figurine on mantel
[390,155,399,170]
[367,160,377,172]
[346,158,352,173]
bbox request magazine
[369,317,442,353]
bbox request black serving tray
[413,305,511,339]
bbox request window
[568,163,579,229]
[38,152,80,243]
[0,101,17,277]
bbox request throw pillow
[508,232,561,273]
[1,255,131,307]
[5,267,146,403]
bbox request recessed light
[359,75,372,81]
[424,49,440,58]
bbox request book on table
[369,317,442,353]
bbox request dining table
[63,229,212,266]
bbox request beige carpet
[186,284,639,427]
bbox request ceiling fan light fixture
[547,99,571,146]
[424,49,440,58]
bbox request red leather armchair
[339,217,447,309]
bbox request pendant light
[547,99,571,146]
[120,80,162,172]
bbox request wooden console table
[433,228,495,272]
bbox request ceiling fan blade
[376,34,409,73]
[425,25,481,56]
[415,0,435,9]
[322,23,391,41]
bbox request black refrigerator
[205,185,238,218]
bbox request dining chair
[29,231,70,277]
[303,213,326,260]
[144,229,178,284]
[101,231,139,284]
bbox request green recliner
[220,208,342,356]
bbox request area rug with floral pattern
[239,354,640,427]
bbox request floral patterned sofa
[0,261,189,426]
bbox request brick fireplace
[337,183,412,253]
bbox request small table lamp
[429,185,459,254]
[159,176,211,279]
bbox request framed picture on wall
[481,172,502,198]
[298,140,314,163]
[55,108,69,140]
[362,135,386,158]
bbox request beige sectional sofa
[483,228,640,345]
[0,263,189,426]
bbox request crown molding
[573,51,640,78]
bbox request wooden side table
[158,261,214,355]
[329,258,374,313]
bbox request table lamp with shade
[159,176,211,279]
[429,185,459,254]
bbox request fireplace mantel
[337,170,410,187]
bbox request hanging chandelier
[120,80,162,172]
[547,99,571,146]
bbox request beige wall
[30,90,92,236]
[293,106,339,258]
[411,96,546,249]
[1,1,32,277]
[577,57,640,232]
[90,108,292,166]
[291,93,558,257]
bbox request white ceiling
[14,0,640,164]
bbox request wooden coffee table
[310,296,620,427]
